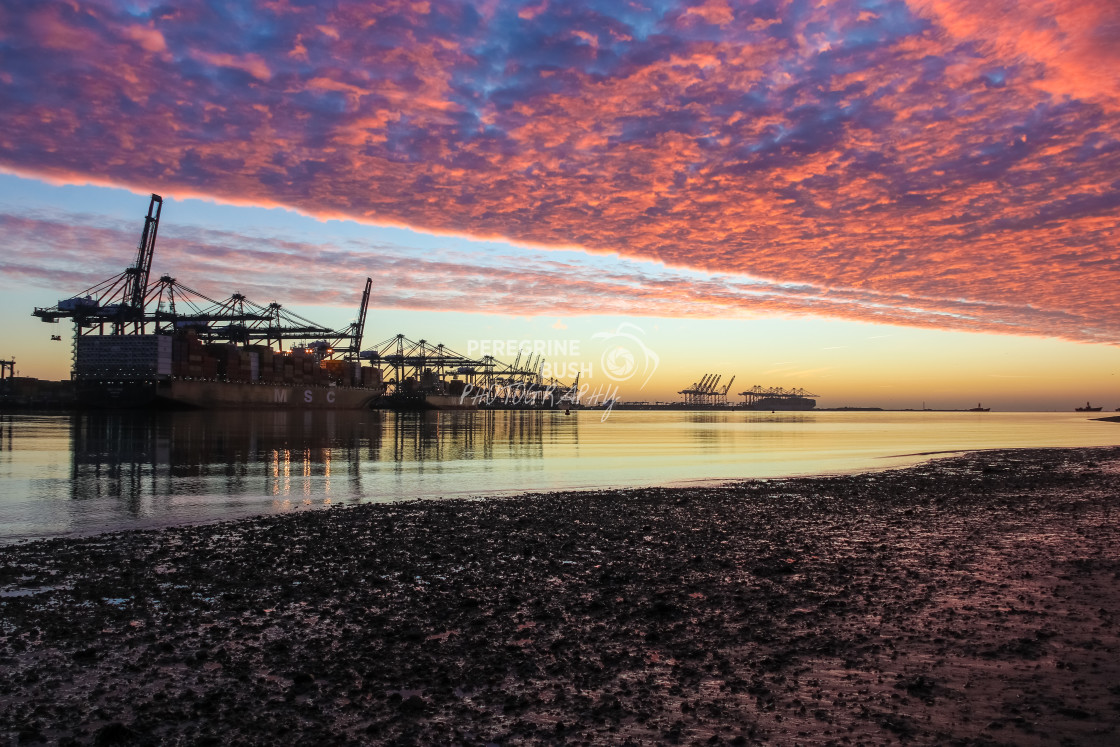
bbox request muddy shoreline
[2,447,1120,745]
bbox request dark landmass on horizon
[2,447,1120,745]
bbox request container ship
[362,336,573,411]
[739,384,818,411]
[34,194,385,410]
[35,194,584,412]
[71,333,383,410]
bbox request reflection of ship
[969,403,990,412]
[33,194,384,410]
[1075,402,1102,412]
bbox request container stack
[361,366,382,388]
[75,335,172,379]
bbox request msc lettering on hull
[273,388,338,405]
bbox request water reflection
[70,411,379,504]
[0,409,1116,543]
[67,410,564,510]
[0,415,13,451]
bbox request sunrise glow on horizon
[1,0,1118,410]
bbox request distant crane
[721,375,736,400]
[678,373,734,406]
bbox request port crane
[362,333,575,405]
[31,192,574,403]
[678,373,735,406]
[739,386,819,408]
[33,195,373,369]
[301,277,373,362]
[33,194,164,336]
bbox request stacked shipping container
[79,332,382,390]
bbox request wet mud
[2,447,1119,745]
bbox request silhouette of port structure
[680,374,818,410]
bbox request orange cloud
[910,0,1120,109]
[2,208,1114,345]
[0,0,1117,345]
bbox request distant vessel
[738,384,819,411]
[1075,402,1102,412]
[968,403,990,412]
[380,372,474,411]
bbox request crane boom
[123,194,163,313]
[350,277,372,359]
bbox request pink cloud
[0,0,1117,343]
[190,50,272,81]
[3,209,1115,345]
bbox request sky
[1,0,1118,410]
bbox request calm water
[0,410,1117,544]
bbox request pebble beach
[2,446,1119,745]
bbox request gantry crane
[678,373,736,406]
[33,193,164,336]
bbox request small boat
[1075,401,1102,412]
[968,403,990,412]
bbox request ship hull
[381,392,476,411]
[742,397,817,411]
[78,378,380,410]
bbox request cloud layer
[3,208,1110,343]
[1,0,1118,341]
